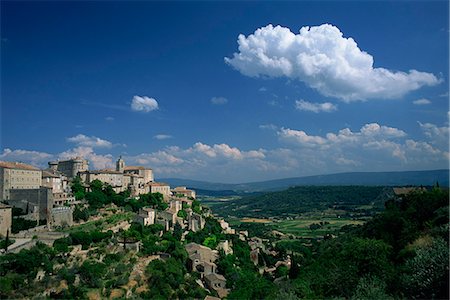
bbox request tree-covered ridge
[215,185,389,218]
[283,187,449,299]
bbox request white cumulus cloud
[295,99,337,113]
[58,146,113,170]
[131,95,159,112]
[225,24,441,101]
[67,134,113,148]
[0,148,53,167]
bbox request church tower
[116,156,125,173]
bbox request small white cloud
[413,98,431,105]
[267,100,279,106]
[225,24,441,101]
[105,116,115,121]
[259,87,267,92]
[67,134,113,148]
[131,95,159,112]
[154,134,173,140]
[295,99,337,113]
[259,124,278,131]
[211,97,228,105]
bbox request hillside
[213,185,391,218]
[160,169,449,192]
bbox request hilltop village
[0,157,448,299]
[0,157,291,299]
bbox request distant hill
[159,169,449,192]
[213,185,390,218]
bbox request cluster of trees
[53,229,113,251]
[72,177,167,213]
[0,242,56,298]
[185,217,225,249]
[217,235,278,299]
[274,188,449,299]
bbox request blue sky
[1,1,449,183]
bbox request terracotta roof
[148,182,169,186]
[42,171,60,178]
[393,187,426,195]
[82,169,122,175]
[0,161,40,171]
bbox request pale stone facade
[0,161,42,201]
[51,206,73,228]
[79,170,125,192]
[0,203,12,237]
[134,207,156,226]
[42,171,75,207]
[77,158,155,196]
[148,182,171,199]
[49,157,88,178]
[124,166,153,183]
[172,186,196,199]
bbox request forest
[214,185,391,218]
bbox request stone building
[204,273,229,298]
[51,206,73,228]
[42,171,75,207]
[169,200,182,215]
[217,240,233,255]
[172,186,196,199]
[155,210,175,231]
[134,207,156,226]
[9,187,53,221]
[188,212,205,232]
[148,182,172,199]
[0,161,42,201]
[0,203,12,237]
[48,157,88,178]
[185,242,219,276]
[123,173,147,196]
[79,169,124,192]
[124,166,154,183]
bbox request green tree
[203,235,217,249]
[173,222,183,241]
[79,260,107,288]
[145,258,185,298]
[71,176,85,200]
[401,237,449,299]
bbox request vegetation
[214,185,390,218]
[1,179,447,299]
[11,217,38,233]
[275,187,449,299]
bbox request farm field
[271,217,364,238]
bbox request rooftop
[124,166,152,171]
[147,182,169,186]
[42,170,61,178]
[0,161,40,171]
[80,169,122,175]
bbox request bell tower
[116,156,125,173]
